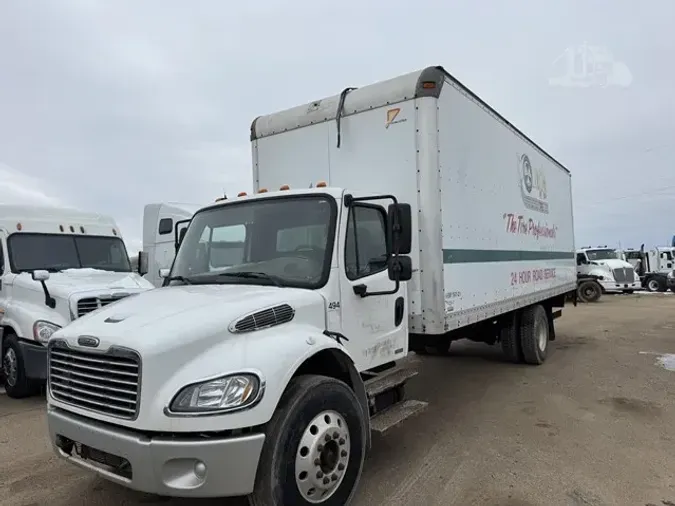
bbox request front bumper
[48,406,266,498]
[667,277,675,290]
[598,279,640,292]
[18,340,47,381]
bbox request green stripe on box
[442,249,574,264]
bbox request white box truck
[0,205,155,398]
[46,66,576,505]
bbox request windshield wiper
[165,275,193,285]
[216,271,283,288]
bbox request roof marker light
[258,188,268,193]
[280,184,290,191]
[316,181,327,188]
[238,191,248,197]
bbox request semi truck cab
[576,246,640,293]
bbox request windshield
[170,195,337,288]
[586,249,619,261]
[8,233,132,273]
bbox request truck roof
[250,65,570,175]
[0,204,121,237]
[199,187,345,213]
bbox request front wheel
[249,375,366,506]
[646,277,665,292]
[2,334,36,399]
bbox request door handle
[394,296,404,326]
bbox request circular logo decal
[521,154,533,194]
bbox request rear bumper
[18,340,48,381]
[48,406,265,498]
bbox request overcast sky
[1,0,673,255]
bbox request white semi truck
[622,244,675,292]
[141,202,201,287]
[575,246,641,293]
[0,205,155,398]
[46,66,577,505]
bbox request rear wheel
[519,305,549,365]
[249,375,366,506]
[500,313,523,363]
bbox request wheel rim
[535,315,548,352]
[583,286,595,298]
[648,280,659,291]
[295,410,350,503]
[3,348,18,387]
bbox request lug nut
[338,463,345,471]
[317,471,323,479]
[341,450,347,457]
[339,438,345,445]
[317,444,324,452]
[331,474,338,481]
[325,434,331,442]
[314,458,321,465]
[323,477,330,485]
[333,431,339,439]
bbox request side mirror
[387,203,412,255]
[159,268,170,279]
[138,251,149,276]
[388,255,412,282]
[32,270,50,282]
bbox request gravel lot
[1,293,674,506]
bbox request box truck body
[251,66,576,341]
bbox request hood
[590,258,634,270]
[54,283,327,353]
[14,268,154,299]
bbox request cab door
[338,202,408,371]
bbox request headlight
[169,373,262,414]
[33,320,61,345]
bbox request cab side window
[344,205,388,280]
[576,253,587,266]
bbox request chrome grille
[77,294,130,318]
[48,340,141,419]
[612,267,635,283]
[231,304,295,333]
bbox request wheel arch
[289,347,371,450]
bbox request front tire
[519,305,549,365]
[577,280,601,303]
[249,375,366,506]
[646,277,666,292]
[2,334,36,399]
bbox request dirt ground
[1,293,674,506]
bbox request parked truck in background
[46,65,577,505]
[0,205,155,398]
[141,202,201,287]
[576,246,640,294]
[622,244,675,292]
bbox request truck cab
[621,245,675,292]
[576,246,640,293]
[0,205,155,398]
[47,186,416,504]
[142,202,201,287]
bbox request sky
[1,0,674,256]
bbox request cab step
[370,399,428,433]
[364,366,419,399]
